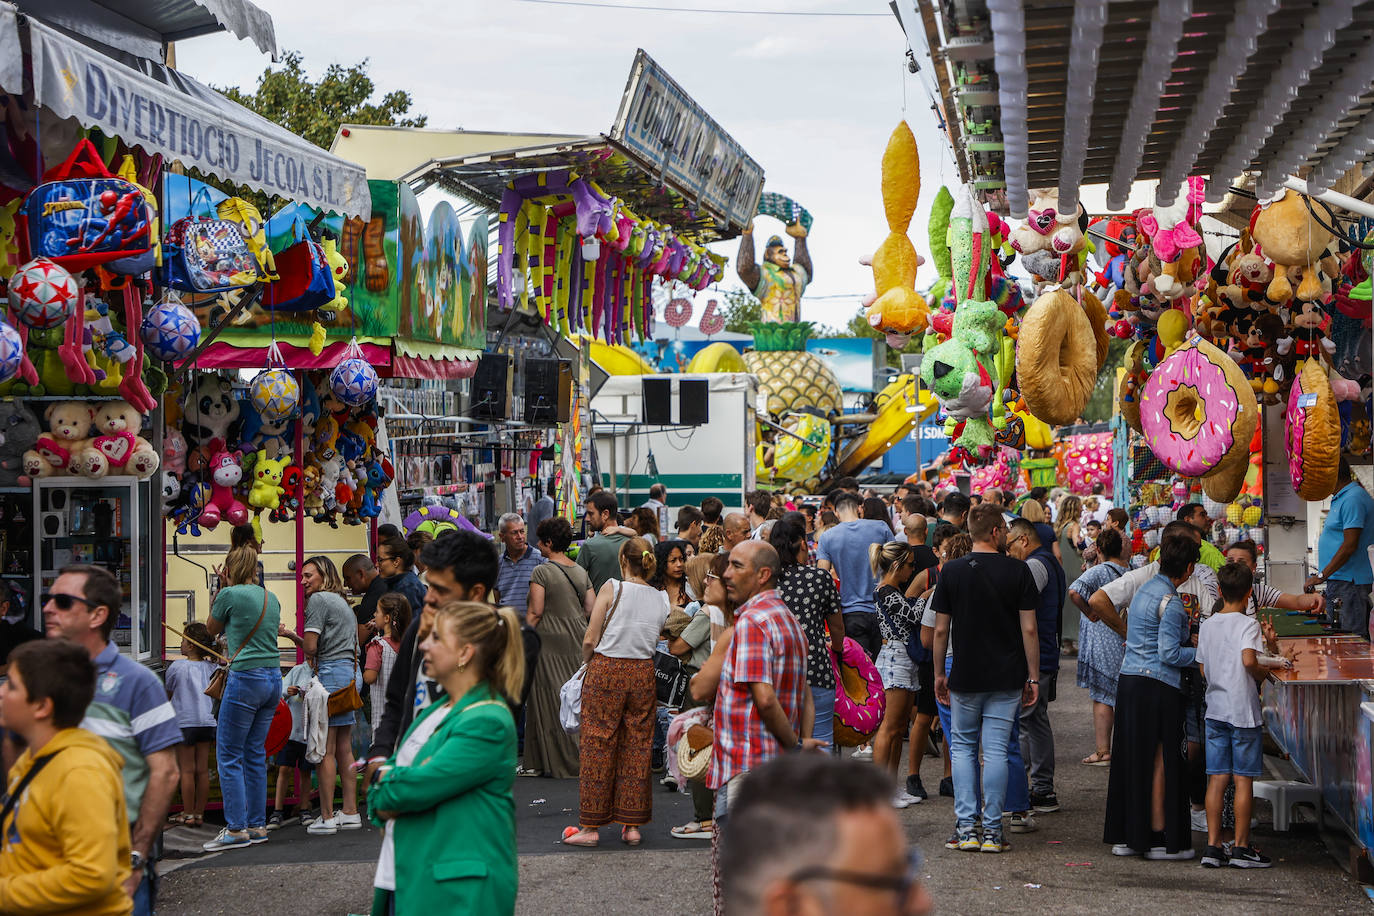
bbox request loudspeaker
[642,378,672,424]
[471,354,511,421]
[679,379,709,426]
[524,359,572,424]
[40,510,66,538]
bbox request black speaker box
[679,379,709,425]
[642,377,672,424]
[524,359,572,424]
[471,354,511,420]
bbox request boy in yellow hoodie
[0,639,132,915]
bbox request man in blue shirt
[1308,459,1374,637]
[494,512,545,622]
[817,491,894,660]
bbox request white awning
[22,11,370,217]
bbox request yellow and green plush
[864,122,928,342]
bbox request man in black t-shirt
[931,503,1040,852]
[343,553,388,646]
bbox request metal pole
[293,369,305,666]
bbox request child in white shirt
[1195,562,1271,870]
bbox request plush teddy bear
[85,400,159,479]
[23,401,95,478]
[1250,189,1334,303]
[0,401,40,486]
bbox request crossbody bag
[204,587,269,702]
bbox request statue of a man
[736,221,812,323]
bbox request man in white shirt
[1090,482,1114,523]
[642,483,670,538]
[745,491,771,539]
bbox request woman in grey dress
[524,516,594,778]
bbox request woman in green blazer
[369,600,525,916]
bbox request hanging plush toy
[141,296,200,362]
[1250,189,1334,304]
[331,355,379,407]
[198,450,249,530]
[863,122,928,345]
[1009,189,1089,284]
[1016,288,1098,426]
[250,368,299,424]
[9,258,80,329]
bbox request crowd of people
[1,460,1368,915]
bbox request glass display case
[35,476,157,661]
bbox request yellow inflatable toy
[580,336,658,375]
[864,122,928,342]
[833,375,936,479]
[757,412,832,483]
[685,341,746,374]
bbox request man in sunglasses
[720,753,934,916]
[44,564,180,916]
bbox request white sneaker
[891,792,912,809]
[896,790,922,806]
[306,817,338,835]
[334,812,362,830]
[1190,808,1208,832]
[851,747,873,760]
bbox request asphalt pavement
[161,668,1371,915]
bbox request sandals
[561,827,599,847]
[621,826,642,846]
[670,820,713,840]
[168,813,191,827]
[1081,751,1112,767]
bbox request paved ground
[161,673,1370,915]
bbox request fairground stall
[0,0,386,665]
[895,0,1374,874]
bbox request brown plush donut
[1016,288,1098,426]
[1201,448,1251,504]
[1082,289,1110,371]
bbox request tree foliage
[1081,336,1131,424]
[722,286,762,333]
[217,51,427,151]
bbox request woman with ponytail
[368,601,525,915]
[871,541,924,806]
[563,538,671,848]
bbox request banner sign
[609,49,764,232]
[29,17,370,218]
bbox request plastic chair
[1252,780,1321,831]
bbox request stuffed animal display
[864,122,929,345]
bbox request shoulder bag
[204,586,269,702]
[325,605,366,718]
[0,750,64,830]
[559,581,622,736]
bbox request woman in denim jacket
[1102,533,1201,861]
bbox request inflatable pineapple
[744,321,841,420]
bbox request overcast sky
[180,0,953,331]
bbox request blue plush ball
[0,321,22,383]
[330,357,378,406]
[141,298,201,361]
[250,369,300,423]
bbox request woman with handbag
[368,600,524,915]
[523,517,594,779]
[561,538,670,847]
[299,556,364,836]
[203,545,282,851]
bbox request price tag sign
[1297,393,1318,409]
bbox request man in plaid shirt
[708,541,813,810]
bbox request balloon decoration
[141,296,201,361]
[331,356,379,407]
[250,369,299,423]
[663,297,693,328]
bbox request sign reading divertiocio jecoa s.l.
[609,49,765,232]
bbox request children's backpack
[261,232,336,312]
[163,187,261,293]
[20,139,153,271]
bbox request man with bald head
[706,539,815,847]
[721,512,752,554]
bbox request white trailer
[591,373,757,512]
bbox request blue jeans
[949,688,1023,835]
[935,656,1029,813]
[810,684,837,754]
[217,667,282,831]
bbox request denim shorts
[876,641,917,692]
[1204,718,1263,778]
[317,657,361,728]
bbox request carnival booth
[0,1,389,664]
[896,0,1374,869]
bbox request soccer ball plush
[250,369,299,423]
[141,298,201,361]
[330,357,378,406]
[8,257,79,329]
[0,321,22,383]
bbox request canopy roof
[15,0,275,61]
[903,0,1374,217]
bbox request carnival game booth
[0,0,381,665]
[895,0,1374,868]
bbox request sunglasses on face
[44,593,91,611]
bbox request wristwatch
[130,851,145,871]
[1026,679,1040,686]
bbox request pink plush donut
[1139,337,1244,477]
[1285,357,1340,500]
[831,637,886,747]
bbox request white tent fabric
[23,12,370,217]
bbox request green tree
[217,51,427,151]
[841,306,924,369]
[1080,336,1131,424]
[722,286,761,333]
